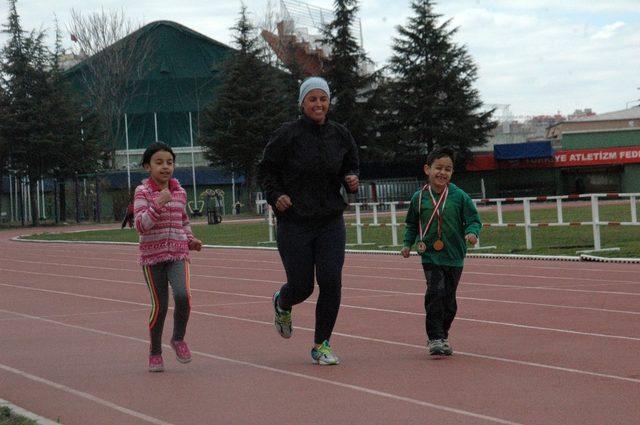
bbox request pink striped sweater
[134,178,194,266]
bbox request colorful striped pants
[142,260,191,355]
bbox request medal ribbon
[428,185,448,242]
[418,184,448,242]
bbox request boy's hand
[465,234,478,246]
[345,174,359,192]
[400,246,411,258]
[189,238,202,251]
[275,194,292,212]
[156,188,172,207]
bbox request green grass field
[20,201,640,258]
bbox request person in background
[121,197,134,229]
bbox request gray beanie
[298,77,331,106]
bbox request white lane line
[457,296,640,316]
[337,285,640,316]
[0,363,173,425]
[8,248,639,277]
[338,303,640,342]
[1,286,639,384]
[2,256,639,288]
[2,263,640,297]
[0,308,521,425]
[3,277,640,336]
[194,300,269,308]
[0,308,148,321]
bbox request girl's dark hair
[426,146,456,166]
[141,142,175,166]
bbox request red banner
[467,145,640,171]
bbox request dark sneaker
[311,340,340,365]
[428,339,445,356]
[441,339,453,356]
[170,339,192,363]
[273,291,292,338]
[148,354,164,372]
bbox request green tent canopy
[65,20,235,150]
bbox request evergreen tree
[385,0,495,161]
[199,6,292,199]
[0,0,101,225]
[0,0,49,225]
[321,0,374,152]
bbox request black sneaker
[272,291,292,338]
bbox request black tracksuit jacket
[257,115,360,223]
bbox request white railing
[258,192,640,252]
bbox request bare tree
[66,8,152,168]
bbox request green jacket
[403,183,482,267]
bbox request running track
[0,226,639,425]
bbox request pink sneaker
[148,354,164,372]
[170,339,192,363]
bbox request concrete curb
[0,399,60,425]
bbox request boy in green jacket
[401,146,482,356]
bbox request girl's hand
[465,234,478,246]
[276,194,292,212]
[156,188,172,207]
[189,238,202,251]
[400,247,411,258]
[345,174,359,192]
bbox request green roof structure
[65,20,234,150]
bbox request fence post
[630,195,637,223]
[523,199,532,249]
[390,202,399,246]
[590,195,601,251]
[53,178,59,224]
[556,198,563,223]
[8,174,13,222]
[496,200,504,224]
[36,179,41,220]
[354,203,363,245]
[19,177,25,226]
[268,206,275,243]
[95,174,101,223]
[74,174,81,223]
[368,203,379,226]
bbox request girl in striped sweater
[134,142,202,372]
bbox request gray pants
[142,260,191,355]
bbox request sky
[1,0,639,118]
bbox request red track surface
[1,225,639,425]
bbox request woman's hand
[276,194,292,212]
[400,246,411,258]
[345,174,359,192]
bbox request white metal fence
[258,192,640,252]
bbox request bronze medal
[417,185,448,256]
